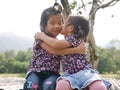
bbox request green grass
[101,74,120,79]
[0,73,26,78]
[0,73,120,80]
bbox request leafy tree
[25,48,33,62]
[4,50,15,59]
[0,49,32,73]
[1,50,16,73]
[106,40,120,73]
[97,47,117,73]
[11,61,29,73]
[0,53,4,61]
[0,53,6,73]
[59,0,120,68]
[97,39,120,73]
[15,50,26,62]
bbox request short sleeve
[65,35,81,47]
[33,39,43,50]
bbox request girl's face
[61,18,74,37]
[46,15,62,38]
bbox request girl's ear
[69,25,74,32]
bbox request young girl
[23,3,86,90]
[34,15,112,90]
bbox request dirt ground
[0,77,25,90]
[1,77,120,90]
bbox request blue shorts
[57,68,112,90]
[23,71,60,90]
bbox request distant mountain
[0,32,34,52]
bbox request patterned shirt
[61,35,92,74]
[29,40,61,74]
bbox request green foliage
[97,48,117,73]
[4,50,15,59]
[70,0,77,9]
[97,41,120,74]
[15,50,28,62]
[101,73,120,79]
[0,40,120,74]
[0,48,32,73]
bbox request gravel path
[0,77,25,90]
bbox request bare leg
[89,80,107,90]
[56,79,72,90]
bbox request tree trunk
[60,0,99,69]
[60,0,71,19]
[60,0,120,69]
[87,0,100,69]
[87,30,98,69]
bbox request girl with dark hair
[23,3,86,90]
[35,15,112,90]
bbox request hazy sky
[0,0,120,47]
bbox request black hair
[40,2,62,36]
[68,16,89,41]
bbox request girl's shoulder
[65,35,82,47]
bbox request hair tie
[53,2,62,13]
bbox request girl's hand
[77,42,87,54]
[34,32,44,40]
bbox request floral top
[61,35,92,74]
[29,40,61,74]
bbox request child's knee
[42,81,56,90]
[56,79,72,90]
[89,80,107,90]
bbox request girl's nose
[55,24,59,28]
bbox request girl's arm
[35,32,71,49]
[40,42,86,55]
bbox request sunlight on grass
[0,73,26,78]
[0,73,119,80]
[101,74,120,79]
